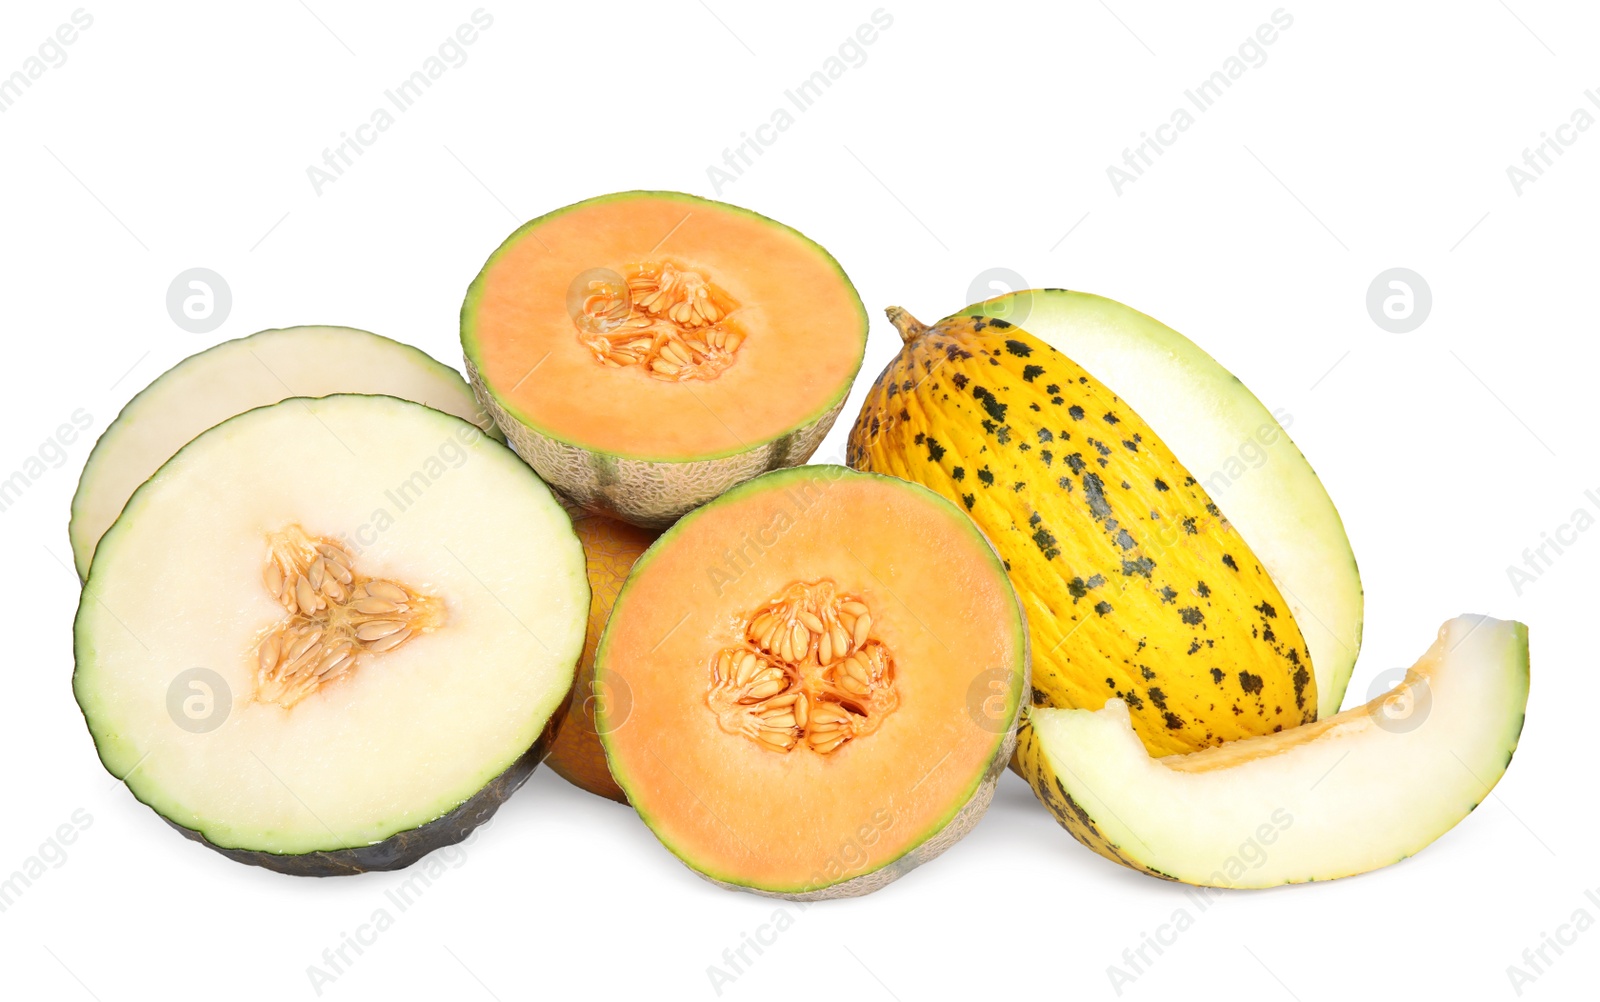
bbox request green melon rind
[460,191,868,528]
[594,465,1030,899]
[69,326,499,580]
[963,290,1362,717]
[73,395,583,875]
[163,723,554,875]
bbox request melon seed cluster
[255,526,442,709]
[706,580,897,754]
[574,259,746,381]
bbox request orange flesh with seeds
[463,192,867,461]
[596,467,1026,893]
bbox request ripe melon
[73,395,588,874]
[849,308,1316,758]
[461,191,867,528]
[595,465,1029,898]
[1018,615,1528,886]
[963,290,1362,718]
[70,325,498,580]
[545,514,659,804]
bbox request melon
[849,308,1316,758]
[963,290,1362,718]
[461,191,867,528]
[73,395,587,874]
[1018,615,1528,886]
[70,325,498,580]
[595,465,1029,897]
[545,514,659,804]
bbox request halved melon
[461,191,868,528]
[595,466,1029,898]
[1017,615,1528,887]
[70,325,498,579]
[545,514,659,804]
[74,395,587,874]
[964,291,1362,717]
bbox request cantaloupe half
[545,514,659,804]
[461,191,867,528]
[1017,615,1528,887]
[70,326,498,580]
[964,290,1362,717]
[74,395,587,874]
[596,466,1029,898]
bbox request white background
[1,1,1593,999]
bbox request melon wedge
[964,290,1362,717]
[70,325,497,579]
[596,466,1029,898]
[462,191,867,528]
[1017,615,1528,887]
[74,395,587,874]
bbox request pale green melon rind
[162,727,550,876]
[1030,616,1527,888]
[963,290,1362,717]
[594,465,1030,898]
[73,395,585,871]
[69,326,498,580]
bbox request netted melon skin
[466,355,846,528]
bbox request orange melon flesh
[596,466,1028,896]
[545,515,659,804]
[463,191,866,461]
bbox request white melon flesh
[1028,616,1528,887]
[965,291,1362,717]
[70,326,498,579]
[73,395,586,860]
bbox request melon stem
[885,306,929,344]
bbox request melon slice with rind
[1017,615,1527,887]
[964,290,1362,718]
[73,394,587,874]
[69,325,498,579]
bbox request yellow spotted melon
[965,289,1362,719]
[847,302,1356,757]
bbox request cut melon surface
[596,466,1029,898]
[462,191,867,527]
[74,395,587,873]
[1019,615,1528,887]
[70,325,497,579]
[965,291,1362,717]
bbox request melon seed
[573,259,747,382]
[705,579,897,756]
[253,526,444,709]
